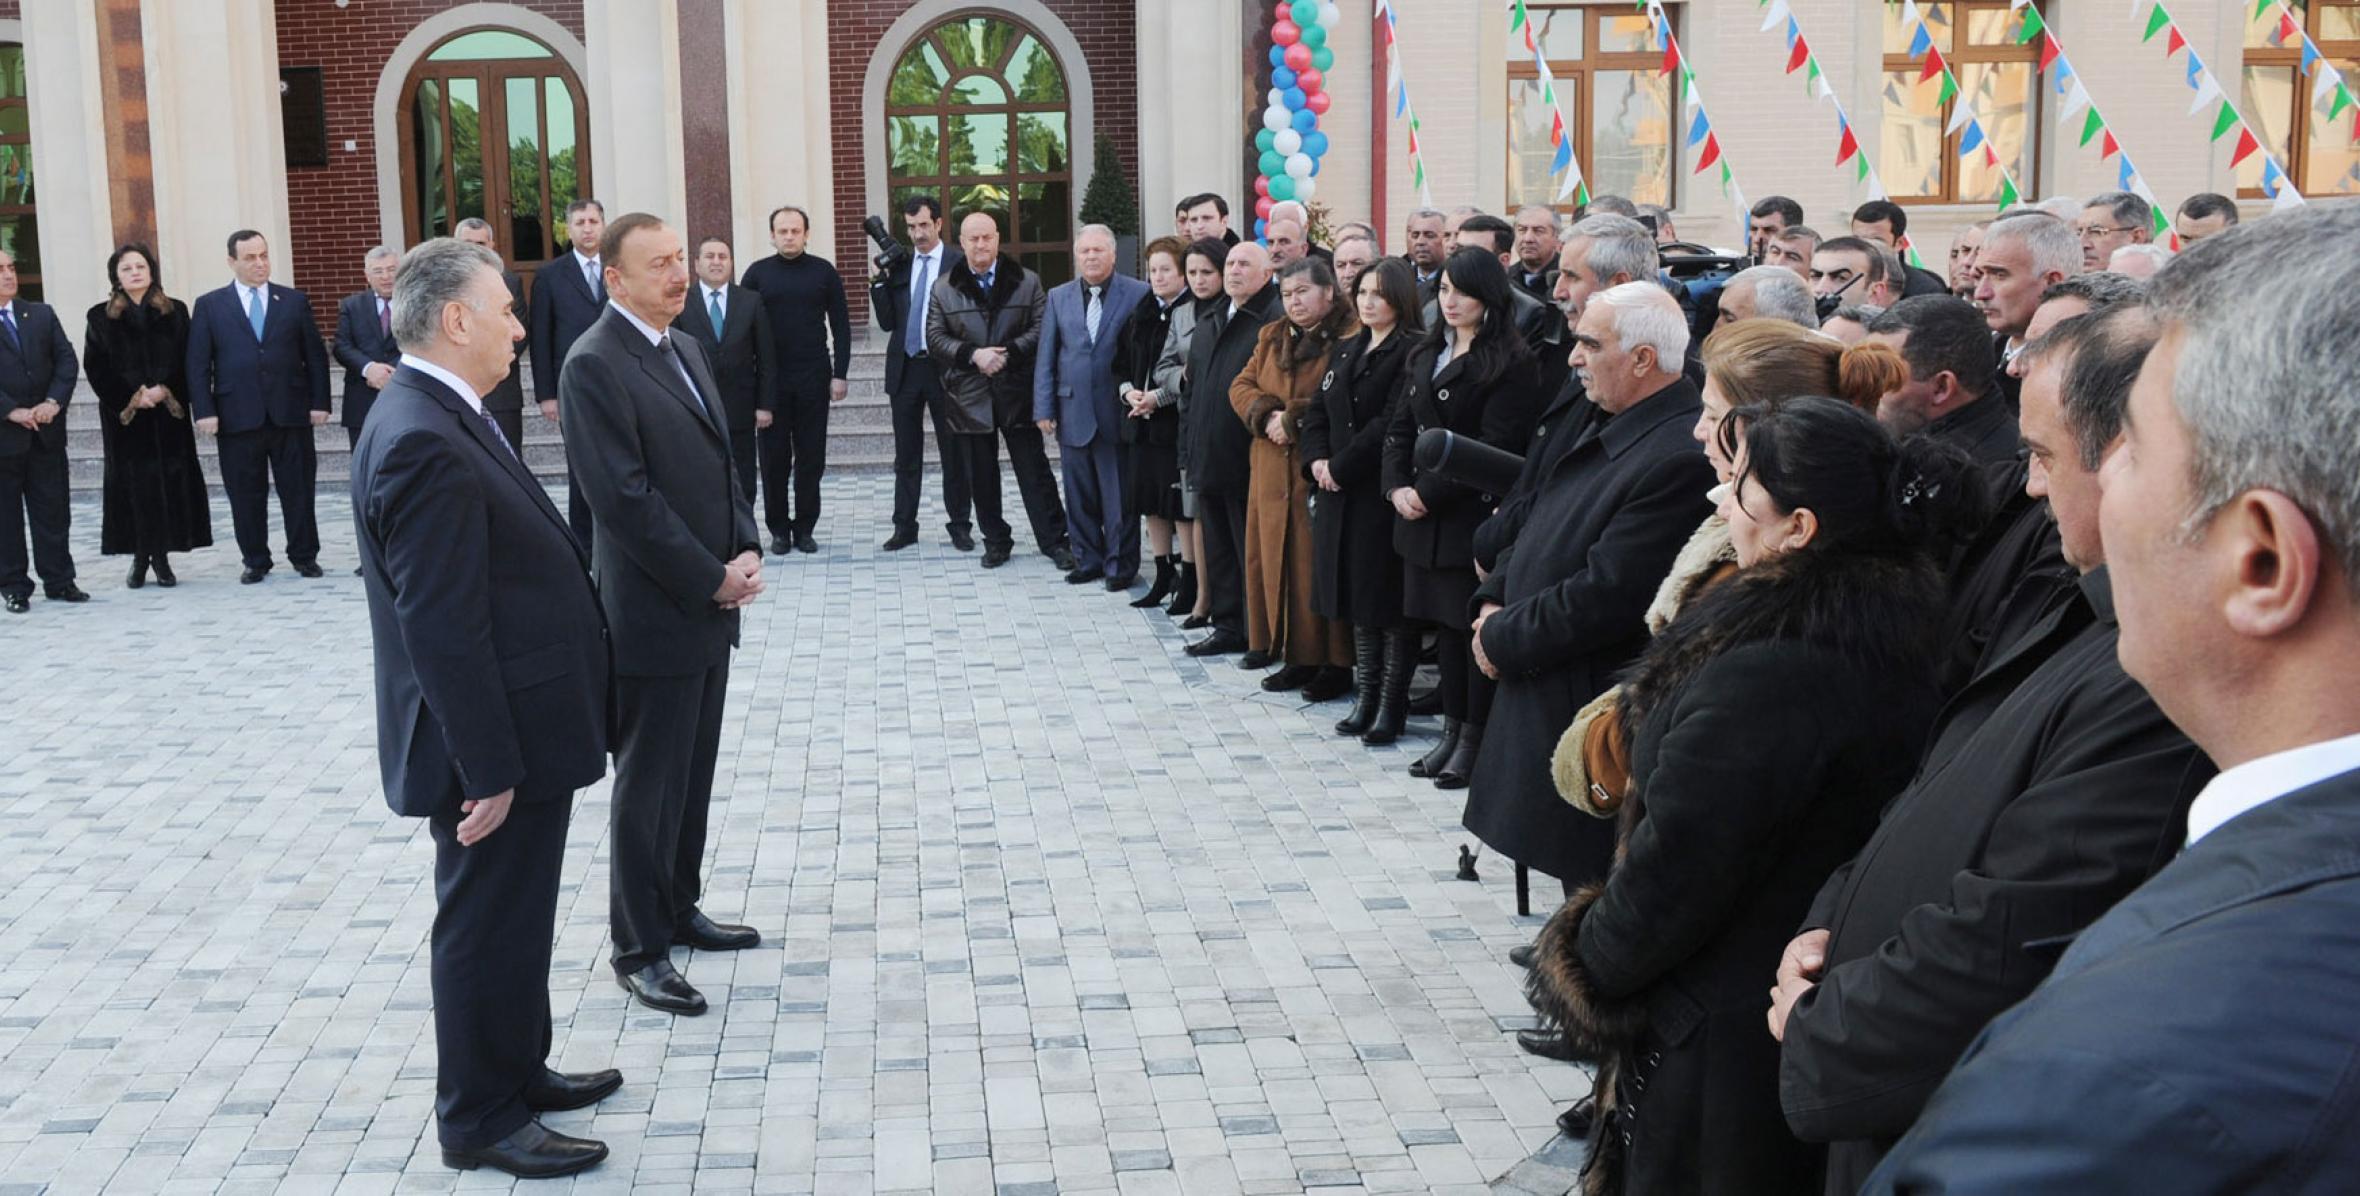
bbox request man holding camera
[868,198,973,551]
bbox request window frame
[0,42,38,301]
[2238,0,2360,198]
[1504,3,1680,215]
[394,26,591,273]
[1880,0,2046,207]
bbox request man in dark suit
[1774,305,2211,1192]
[558,213,765,1018]
[187,230,332,584]
[0,248,84,613]
[1035,225,1150,588]
[333,246,402,449]
[1864,202,2360,1195]
[350,237,617,1179]
[869,195,973,551]
[530,199,609,543]
[456,218,529,448]
[1178,242,1278,657]
[1510,205,1561,303]
[673,237,778,506]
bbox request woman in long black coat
[1301,257,1421,744]
[84,243,211,587]
[1381,247,1539,789]
[1115,236,1191,610]
[1526,399,1986,1196]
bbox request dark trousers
[610,664,730,974]
[950,433,1009,547]
[216,424,319,571]
[1059,433,1133,577]
[566,468,594,545]
[729,424,758,507]
[1435,628,1497,723]
[1197,486,1249,638]
[0,445,73,598]
[427,793,570,1150]
[763,378,830,537]
[890,359,971,535]
[999,421,1068,555]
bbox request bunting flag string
[2131,0,2306,209]
[1642,0,1748,236]
[1509,0,1590,205]
[1899,0,2025,211]
[1751,0,1901,251]
[2004,0,2177,248]
[1374,0,1434,207]
[2260,1,2358,148]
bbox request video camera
[1659,240,1748,345]
[1413,428,1526,500]
[862,215,912,274]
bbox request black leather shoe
[794,531,818,554]
[1103,573,1136,592]
[44,583,89,603]
[351,565,364,577]
[1516,1026,1600,1065]
[882,528,918,551]
[1050,547,1078,572]
[949,529,976,552]
[291,561,323,579]
[1184,630,1246,657]
[3,594,26,614]
[981,545,1012,568]
[1300,666,1354,703]
[239,567,269,585]
[1556,1096,1597,1139]
[1064,566,1104,585]
[675,911,761,951]
[1180,613,1211,630]
[127,558,148,590]
[1410,717,1461,778]
[616,962,707,1015]
[1261,664,1316,692]
[1435,722,1485,790]
[441,1120,608,1178]
[151,556,177,587]
[1508,942,1538,970]
[769,535,791,556]
[523,1067,624,1112]
[1238,649,1275,670]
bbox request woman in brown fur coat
[1527,399,1984,1195]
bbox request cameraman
[867,197,973,551]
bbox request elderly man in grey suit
[1034,225,1149,588]
[558,213,766,1019]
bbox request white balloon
[1319,2,1340,27]
[1294,176,1317,201]
[1273,129,1304,156]
[1268,87,1286,108]
[1285,152,1315,179]
[1263,105,1290,132]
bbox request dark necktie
[0,307,17,351]
[378,298,391,338]
[658,335,716,424]
[477,405,517,462]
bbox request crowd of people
[10,172,2359,1194]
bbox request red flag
[2166,26,2186,57]
[1835,125,1860,165]
[1786,36,1810,75]
[2101,131,2119,159]
[2039,33,2061,73]
[1696,133,1722,173]
[2231,126,2261,167]
[1984,145,2000,168]
[1920,46,1947,85]
[2279,13,2301,44]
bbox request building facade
[4,0,2347,336]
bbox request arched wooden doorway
[885,13,1075,286]
[396,27,589,274]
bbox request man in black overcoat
[558,214,766,1019]
[350,238,618,1179]
[1467,283,1714,892]
[333,246,402,448]
[1773,303,2213,1192]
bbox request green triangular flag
[2018,5,2045,44]
[2150,205,2170,238]
[2143,6,2172,42]
[2255,0,2275,18]
[1998,174,2020,211]
[2080,109,2105,147]
[1577,181,1591,207]
[1856,153,1871,182]
[1938,72,1959,106]
[1806,58,1822,93]
[1511,0,1530,34]
[2332,84,2355,122]
[2210,100,2240,141]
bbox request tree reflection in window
[886,16,1073,286]
[0,44,39,300]
[404,28,587,270]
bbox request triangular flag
[2142,6,2171,42]
[1986,143,2001,168]
[1551,136,1573,175]
[2231,125,2261,166]
[1688,108,1709,146]
[2018,5,2046,43]
[2273,179,2305,211]
[1785,16,1800,50]
[1909,22,1932,58]
[1760,0,1791,34]
[2039,34,2061,73]
[1946,97,1975,135]
[2166,26,2187,57]
[2117,156,2135,191]
[1510,0,1531,34]
[2279,12,2301,44]
[1856,153,1872,183]
[2185,53,2206,91]
[1695,133,1721,173]
[1806,58,1824,95]
[2189,73,2222,115]
[2301,39,2321,74]
[2263,158,2284,193]
[2148,205,2170,240]
[1998,174,2020,210]
[1938,72,1959,107]
[1788,36,1811,74]
[2103,130,2120,159]
[1960,120,1986,156]
[1816,72,1835,101]
[2209,101,2240,141]
[1921,46,1947,85]
[1903,0,1925,29]
[2080,109,2105,147]
[2332,83,2355,122]
[1662,31,1679,76]
[2314,65,2339,101]
[2062,79,2091,118]
[1836,123,1860,165]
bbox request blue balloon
[1255,128,1277,153]
[1291,107,1318,133]
[1282,86,1307,110]
[1311,156,1322,176]
[1255,218,1269,239]
[1303,131,1329,157]
[1272,66,1297,90]
[1269,45,1287,68]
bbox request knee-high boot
[1361,629,1417,745]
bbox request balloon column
[1252,0,1340,241]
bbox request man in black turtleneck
[739,205,849,556]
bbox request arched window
[0,43,37,300]
[887,14,1073,285]
[398,28,589,271]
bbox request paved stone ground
[0,474,1593,1195]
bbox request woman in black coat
[1381,247,1539,788]
[1302,258,1421,744]
[1525,399,1987,1196]
[83,243,212,587]
[1114,236,1192,610]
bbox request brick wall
[274,0,584,335]
[0,4,20,23]
[825,0,1137,327]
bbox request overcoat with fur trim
[924,253,1046,433]
[1526,545,1948,1196]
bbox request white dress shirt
[702,284,727,325]
[240,281,270,315]
[398,354,487,416]
[2184,731,2360,846]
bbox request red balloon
[1272,20,1300,45]
[1306,91,1332,116]
[1255,196,1275,220]
[1296,68,1323,94]
[1255,174,1272,197]
[1283,42,1313,71]
[1275,0,1292,18]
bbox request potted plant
[1076,132,1142,273]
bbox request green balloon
[1268,174,1297,202]
[1292,0,1318,25]
[1311,46,1335,71]
[1255,128,1278,154]
[1259,150,1286,178]
[1301,23,1326,49]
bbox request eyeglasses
[2075,224,2138,242]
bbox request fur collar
[945,252,1024,306]
[1644,516,1739,635]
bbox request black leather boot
[1165,560,1198,617]
[1434,722,1484,790]
[1410,716,1460,778]
[1361,629,1417,745]
[127,554,148,590]
[1130,555,1177,608]
[151,554,177,587]
[1333,628,1384,736]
